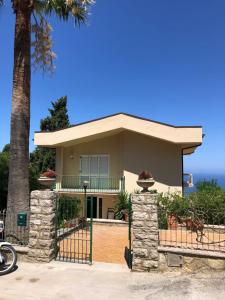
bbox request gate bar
[89,196,93,265]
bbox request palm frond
[31,14,56,73]
[34,0,95,24]
[31,0,95,73]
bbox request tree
[30,96,70,173]
[195,180,222,193]
[0,145,10,210]
[4,1,94,223]
[40,95,70,132]
[0,144,41,210]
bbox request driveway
[1,261,225,300]
[58,223,129,264]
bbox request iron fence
[55,175,125,193]
[0,210,29,246]
[55,197,93,264]
[158,207,225,253]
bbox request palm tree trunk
[7,1,31,240]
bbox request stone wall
[131,193,159,272]
[159,252,225,272]
[28,190,57,262]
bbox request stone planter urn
[136,179,155,193]
[38,170,56,190]
[38,176,56,189]
[136,170,155,193]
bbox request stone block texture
[28,190,57,262]
[132,193,159,271]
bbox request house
[34,113,203,219]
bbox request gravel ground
[1,261,225,300]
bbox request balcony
[183,173,193,188]
[55,175,125,194]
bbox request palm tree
[4,0,94,237]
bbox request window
[80,155,109,177]
[80,155,109,189]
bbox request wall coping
[90,218,128,225]
[14,245,29,254]
[158,246,225,260]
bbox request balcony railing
[55,175,125,193]
[183,173,193,188]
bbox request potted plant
[158,193,190,230]
[167,214,178,229]
[38,169,56,189]
[136,171,155,193]
[114,192,130,222]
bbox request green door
[87,197,97,218]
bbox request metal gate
[55,196,93,264]
[127,196,133,269]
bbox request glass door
[98,156,109,189]
[80,155,109,189]
[87,197,103,219]
[87,197,97,218]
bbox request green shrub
[157,193,195,229]
[195,179,222,193]
[57,195,81,226]
[189,180,225,224]
[158,207,168,229]
[157,193,191,219]
[157,180,225,225]
[114,191,130,220]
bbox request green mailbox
[17,212,27,227]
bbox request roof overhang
[182,144,202,155]
[34,113,203,151]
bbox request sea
[185,173,225,194]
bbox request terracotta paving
[92,224,129,264]
[58,224,129,264]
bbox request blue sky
[0,0,225,174]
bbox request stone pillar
[132,193,159,272]
[28,190,57,262]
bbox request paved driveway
[58,224,129,264]
[1,261,225,300]
[93,224,128,264]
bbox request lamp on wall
[69,154,74,159]
[83,180,89,191]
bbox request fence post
[131,193,159,272]
[28,190,57,262]
[89,196,93,265]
